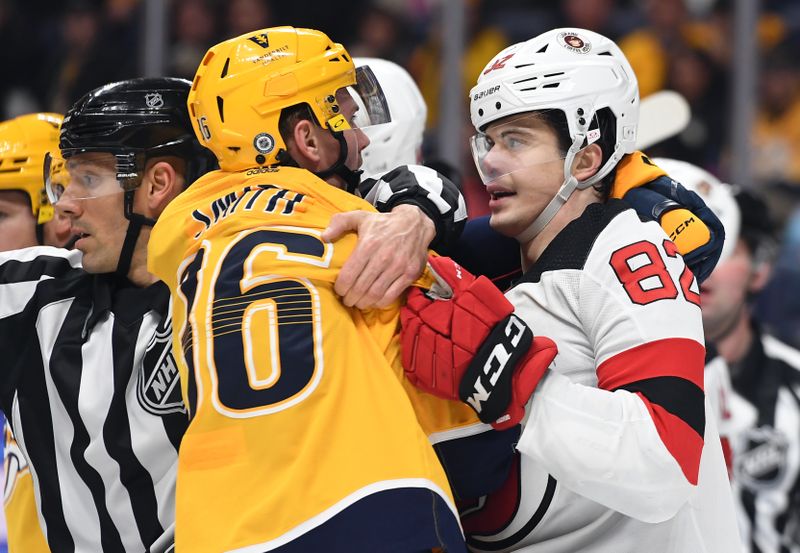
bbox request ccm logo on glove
[462,314,531,417]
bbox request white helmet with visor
[469,28,639,241]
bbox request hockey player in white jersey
[400,28,741,552]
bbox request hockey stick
[636,90,691,150]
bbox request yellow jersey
[149,166,474,553]
[4,423,50,552]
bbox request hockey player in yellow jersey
[148,26,499,553]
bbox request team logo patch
[558,32,592,53]
[145,92,164,109]
[138,317,186,416]
[248,32,270,49]
[253,132,275,154]
[736,426,788,490]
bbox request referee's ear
[140,156,187,219]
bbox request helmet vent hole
[598,51,613,56]
[342,53,350,62]
[537,44,548,53]
[202,50,215,66]
[13,157,28,164]
[478,108,484,116]
[221,58,230,78]
[329,57,341,62]
[217,96,225,122]
[513,76,538,84]
[543,72,564,78]
[542,83,560,89]
[495,102,501,110]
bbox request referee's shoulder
[0,246,83,282]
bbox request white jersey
[461,200,741,553]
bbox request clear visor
[45,151,127,204]
[470,111,574,186]
[348,65,391,129]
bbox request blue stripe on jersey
[434,426,520,500]
[267,487,466,553]
[454,217,520,291]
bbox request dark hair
[278,103,318,144]
[537,107,617,200]
[735,189,778,264]
[276,102,320,165]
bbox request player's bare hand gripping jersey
[149,166,473,553]
[461,201,741,553]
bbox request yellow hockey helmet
[0,113,63,224]
[188,26,390,172]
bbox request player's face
[55,152,128,273]
[0,190,38,251]
[700,239,752,340]
[314,88,370,189]
[479,114,565,237]
[338,88,371,171]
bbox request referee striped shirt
[0,246,186,553]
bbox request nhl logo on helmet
[144,92,165,109]
[253,132,275,154]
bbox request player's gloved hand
[624,175,724,283]
[401,255,558,430]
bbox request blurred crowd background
[2,0,800,218]
[0,0,799,548]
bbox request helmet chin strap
[313,130,363,194]
[513,134,619,244]
[116,189,157,279]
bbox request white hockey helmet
[654,158,741,263]
[469,28,639,241]
[353,57,427,178]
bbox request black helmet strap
[116,189,156,279]
[313,130,362,194]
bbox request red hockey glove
[401,256,558,429]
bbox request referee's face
[56,153,128,274]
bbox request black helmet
[60,76,216,188]
[735,188,778,265]
[59,77,217,279]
